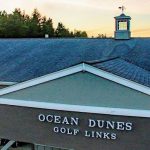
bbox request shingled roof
[0,38,150,87]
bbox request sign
[0,105,149,150]
[38,114,133,140]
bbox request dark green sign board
[0,105,149,150]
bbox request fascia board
[0,98,149,118]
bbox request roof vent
[45,34,49,38]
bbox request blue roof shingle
[94,58,150,87]
[0,38,150,86]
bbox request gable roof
[0,38,150,87]
[0,63,149,118]
[0,63,149,96]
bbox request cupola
[114,6,131,40]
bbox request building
[0,12,149,150]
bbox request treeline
[0,8,88,38]
[96,34,112,39]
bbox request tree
[0,9,29,38]
[74,30,88,38]
[97,34,107,39]
[0,8,88,38]
[28,9,42,37]
[7,9,28,38]
[0,11,8,37]
[55,22,70,37]
[41,17,54,37]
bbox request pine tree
[0,8,88,38]
[0,11,8,37]
[28,9,42,37]
[55,22,70,37]
[41,17,54,37]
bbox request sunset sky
[0,0,150,37]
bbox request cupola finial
[118,6,126,14]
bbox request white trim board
[0,63,149,96]
[0,98,149,118]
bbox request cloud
[133,28,150,33]
[0,0,149,37]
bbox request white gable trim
[0,98,149,118]
[85,64,150,95]
[0,63,149,96]
[0,64,83,95]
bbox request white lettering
[117,122,125,130]
[126,122,133,131]
[54,116,61,124]
[84,130,117,140]
[95,131,103,138]
[60,127,66,134]
[53,127,80,136]
[73,129,80,135]
[62,117,69,125]
[53,127,59,133]
[103,133,110,139]
[85,130,91,137]
[88,119,96,127]
[46,115,53,122]
[111,133,117,140]
[97,120,105,128]
[70,117,79,126]
[38,114,45,122]
[106,121,115,129]
[38,113,133,138]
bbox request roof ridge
[85,57,120,65]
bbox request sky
[0,0,150,37]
